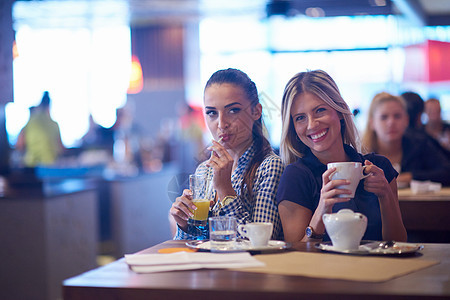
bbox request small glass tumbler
[209,216,237,252]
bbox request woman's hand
[205,140,236,200]
[316,167,352,215]
[300,167,352,242]
[169,189,196,231]
[363,160,391,199]
[363,160,407,242]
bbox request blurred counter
[0,162,182,299]
[0,175,98,300]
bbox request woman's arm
[363,160,407,242]
[219,155,284,239]
[278,167,353,244]
[278,200,311,244]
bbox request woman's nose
[386,116,395,126]
[307,116,318,129]
[218,114,229,129]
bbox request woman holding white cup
[276,70,407,245]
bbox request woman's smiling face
[204,83,261,155]
[290,92,343,160]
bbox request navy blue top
[276,144,398,241]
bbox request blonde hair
[362,92,407,153]
[280,70,360,165]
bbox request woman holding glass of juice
[170,68,284,240]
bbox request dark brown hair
[205,68,272,199]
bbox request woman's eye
[206,110,217,117]
[229,107,241,114]
[316,107,326,113]
[295,115,305,122]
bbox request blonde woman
[276,70,406,245]
[362,92,450,187]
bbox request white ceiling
[12,0,450,29]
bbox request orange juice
[190,199,210,221]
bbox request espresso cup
[327,162,369,198]
[237,222,273,247]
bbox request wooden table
[63,240,450,300]
[398,187,450,242]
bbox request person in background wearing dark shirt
[401,91,450,159]
[424,98,450,152]
[363,92,450,187]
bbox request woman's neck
[377,139,402,164]
[315,145,349,165]
[229,139,253,170]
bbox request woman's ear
[252,103,262,120]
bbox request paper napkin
[125,251,265,273]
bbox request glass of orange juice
[188,174,213,227]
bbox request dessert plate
[315,241,424,256]
[186,239,290,253]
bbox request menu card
[236,252,439,282]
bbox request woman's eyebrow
[224,102,242,108]
[291,112,304,118]
[205,102,243,110]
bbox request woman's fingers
[320,176,352,210]
[322,167,336,185]
[170,190,195,222]
[208,141,232,160]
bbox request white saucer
[316,241,424,256]
[186,240,290,253]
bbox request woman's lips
[219,134,231,142]
[309,129,328,142]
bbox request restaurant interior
[0,0,449,300]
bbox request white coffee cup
[323,209,368,251]
[237,222,273,247]
[327,162,369,198]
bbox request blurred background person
[16,91,64,167]
[401,91,449,158]
[401,91,425,132]
[81,115,115,155]
[424,98,450,152]
[362,92,450,187]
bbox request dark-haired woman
[170,68,284,240]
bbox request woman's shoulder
[281,158,315,178]
[361,152,392,167]
[361,152,397,181]
[258,152,284,172]
[261,151,283,164]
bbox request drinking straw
[206,137,221,200]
